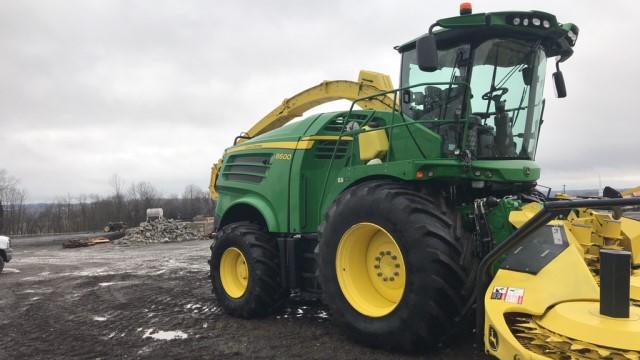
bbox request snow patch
[142,329,188,340]
[93,316,108,321]
[2,268,20,273]
[20,288,52,294]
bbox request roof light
[459,2,472,16]
[512,17,521,25]
[532,18,541,26]
[543,20,551,28]
[523,18,529,26]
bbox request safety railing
[317,81,471,216]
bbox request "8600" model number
[274,153,292,160]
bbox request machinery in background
[146,208,164,222]
[103,221,127,233]
[0,235,13,273]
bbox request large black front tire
[318,180,472,351]
[210,222,287,318]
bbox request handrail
[317,81,472,218]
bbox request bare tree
[0,169,25,234]
[109,174,126,221]
[0,172,215,235]
[137,182,158,209]
[125,181,160,225]
[180,184,214,220]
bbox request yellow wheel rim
[336,222,406,317]
[220,247,249,298]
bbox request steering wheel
[481,87,509,101]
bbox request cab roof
[396,10,578,61]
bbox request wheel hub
[336,222,406,317]
[373,250,401,281]
[220,247,249,298]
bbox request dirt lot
[0,239,485,360]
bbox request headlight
[523,18,529,26]
[543,20,551,28]
[532,18,541,26]
[512,17,521,25]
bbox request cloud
[0,0,638,201]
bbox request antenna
[598,173,603,197]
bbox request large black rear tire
[0,255,4,274]
[318,180,472,351]
[210,222,287,318]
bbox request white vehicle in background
[146,208,164,222]
[0,235,12,273]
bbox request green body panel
[486,197,522,245]
[215,116,323,232]
[216,189,283,230]
[415,159,540,183]
[215,110,540,233]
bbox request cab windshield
[400,38,547,160]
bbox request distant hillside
[23,203,50,214]
[564,189,599,197]
[559,187,637,197]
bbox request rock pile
[113,218,203,245]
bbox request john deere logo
[523,166,531,177]
[488,326,499,351]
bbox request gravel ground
[0,239,486,360]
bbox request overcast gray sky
[1,0,638,202]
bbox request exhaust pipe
[600,249,631,318]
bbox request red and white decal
[504,287,525,304]
[490,286,525,304]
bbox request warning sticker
[504,287,525,304]
[551,226,563,245]
[490,286,525,304]
[490,286,507,300]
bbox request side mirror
[417,35,438,72]
[553,71,567,98]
